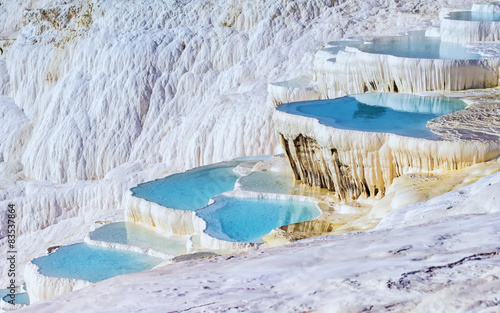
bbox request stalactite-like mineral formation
[273,106,500,201]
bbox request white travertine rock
[125,194,198,236]
[427,102,500,141]
[425,26,441,37]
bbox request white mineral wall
[441,18,500,43]
[125,195,197,236]
[0,62,11,96]
[273,109,500,200]
[24,262,92,303]
[314,48,500,98]
[0,160,168,238]
[3,181,122,236]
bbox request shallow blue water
[1,292,30,305]
[447,11,500,22]
[131,161,242,211]
[357,33,482,59]
[31,243,163,283]
[89,222,187,255]
[196,196,321,242]
[0,289,8,299]
[276,93,467,138]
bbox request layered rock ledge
[273,105,500,201]
[314,47,500,97]
[441,12,500,43]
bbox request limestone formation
[273,107,500,201]
[314,47,500,98]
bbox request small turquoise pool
[357,33,482,59]
[131,161,242,211]
[31,243,163,283]
[89,222,188,256]
[196,196,321,242]
[447,11,500,22]
[1,292,30,306]
[276,93,467,138]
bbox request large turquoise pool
[196,196,321,243]
[276,93,467,138]
[357,33,482,59]
[447,11,500,22]
[131,161,242,211]
[89,222,188,256]
[31,243,163,283]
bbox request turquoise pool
[131,161,242,211]
[89,222,188,256]
[447,11,500,22]
[196,196,321,243]
[1,292,30,306]
[276,93,467,138]
[31,243,163,283]
[357,33,482,59]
